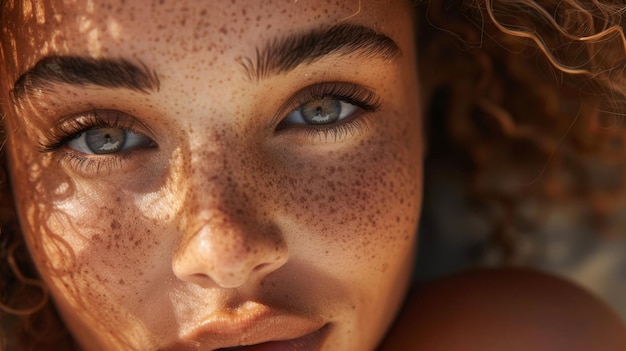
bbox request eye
[281,98,360,126]
[66,127,153,155]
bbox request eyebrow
[10,23,399,102]
[11,56,160,103]
[239,23,402,81]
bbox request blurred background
[413,0,626,322]
[415,164,626,320]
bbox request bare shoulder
[380,268,626,351]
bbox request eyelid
[272,81,381,129]
[38,109,155,153]
[37,110,157,175]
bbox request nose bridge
[188,136,232,191]
[182,140,254,237]
[172,140,288,288]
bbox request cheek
[266,109,423,347]
[7,135,172,341]
[273,110,423,277]
[13,178,175,347]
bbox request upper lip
[158,302,326,351]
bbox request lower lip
[218,324,330,351]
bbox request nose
[172,209,288,289]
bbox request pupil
[301,99,341,125]
[86,128,125,154]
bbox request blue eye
[66,127,153,155]
[283,98,360,126]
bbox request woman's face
[1,1,423,350]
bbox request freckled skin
[1,1,423,350]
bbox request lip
[159,303,329,351]
[216,324,330,351]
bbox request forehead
[0,0,411,79]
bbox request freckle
[119,279,125,285]
[111,220,121,230]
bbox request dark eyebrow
[240,23,401,81]
[11,56,160,103]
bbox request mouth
[216,324,330,351]
[159,303,330,351]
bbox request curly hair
[1,0,626,349]
[418,0,626,263]
[0,135,74,346]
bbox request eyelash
[39,110,153,172]
[276,82,382,141]
[39,82,381,173]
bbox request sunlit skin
[381,268,626,351]
[0,1,423,350]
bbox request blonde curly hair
[1,0,625,349]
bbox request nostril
[186,273,214,286]
[253,262,271,272]
[173,222,289,288]
[191,273,209,280]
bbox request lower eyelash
[48,150,126,174]
[38,110,155,174]
[274,82,381,143]
[302,114,371,142]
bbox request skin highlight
[0,1,423,350]
[3,1,626,350]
